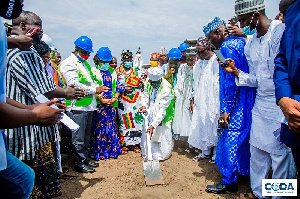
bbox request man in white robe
[188,37,219,162]
[139,67,174,161]
[172,47,197,146]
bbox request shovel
[143,133,164,186]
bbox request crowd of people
[0,0,299,198]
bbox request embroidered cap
[203,17,225,36]
[121,50,133,59]
[235,0,265,16]
[159,47,168,55]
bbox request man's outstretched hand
[33,99,64,126]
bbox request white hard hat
[41,34,57,51]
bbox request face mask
[150,61,159,67]
[100,63,109,71]
[79,53,90,60]
[242,26,256,36]
[242,13,257,36]
[124,62,132,68]
[0,0,23,19]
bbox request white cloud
[24,0,281,64]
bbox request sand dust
[57,142,251,199]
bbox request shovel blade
[143,160,164,186]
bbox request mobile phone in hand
[213,50,228,66]
[230,16,238,26]
[25,27,39,37]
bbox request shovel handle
[147,133,153,161]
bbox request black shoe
[206,182,238,194]
[74,164,95,173]
[85,160,99,168]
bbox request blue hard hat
[178,43,190,52]
[96,47,112,62]
[74,36,94,53]
[168,48,182,59]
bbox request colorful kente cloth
[90,69,125,160]
[117,67,143,147]
[29,142,62,199]
[215,36,256,185]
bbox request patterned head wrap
[203,17,225,36]
[121,50,133,59]
[196,37,210,48]
[235,0,265,16]
[151,52,160,58]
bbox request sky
[23,0,281,64]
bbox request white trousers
[250,145,296,199]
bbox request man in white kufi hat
[139,67,175,161]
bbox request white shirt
[60,53,97,111]
[236,20,288,155]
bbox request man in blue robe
[274,0,300,181]
[203,17,256,194]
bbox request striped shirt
[5,47,57,160]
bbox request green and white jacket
[140,78,175,128]
[60,53,98,111]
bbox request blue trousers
[0,151,35,199]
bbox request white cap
[148,67,164,81]
[235,0,265,16]
[41,34,57,51]
[159,47,168,55]
[186,47,197,56]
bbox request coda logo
[262,179,297,196]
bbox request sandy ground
[57,142,251,199]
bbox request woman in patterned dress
[90,47,125,160]
[117,50,144,153]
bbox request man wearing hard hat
[164,47,182,88]
[60,36,109,173]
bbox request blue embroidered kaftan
[215,36,256,185]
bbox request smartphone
[230,16,238,26]
[213,49,228,65]
[25,27,39,37]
